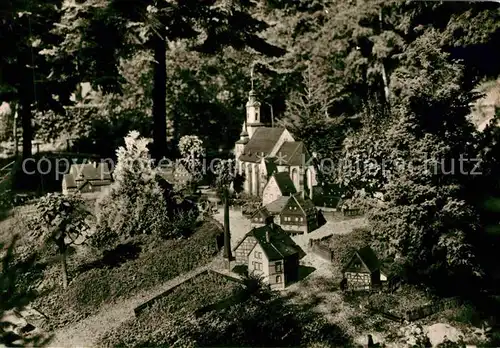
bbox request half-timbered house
[342,246,381,291]
[233,221,303,289]
[249,193,319,234]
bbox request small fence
[309,236,334,262]
[404,297,462,322]
[342,208,365,217]
[366,297,462,323]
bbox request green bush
[449,303,481,326]
[326,227,373,269]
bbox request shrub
[165,209,199,238]
[449,303,481,326]
[326,227,373,270]
[94,131,171,249]
[98,271,351,348]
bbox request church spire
[240,120,248,137]
[246,62,262,139]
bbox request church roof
[276,141,310,166]
[273,172,297,196]
[238,127,285,163]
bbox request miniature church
[233,80,318,199]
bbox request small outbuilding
[342,246,381,291]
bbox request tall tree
[330,1,500,291]
[47,0,285,161]
[0,0,72,158]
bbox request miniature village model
[233,89,322,233]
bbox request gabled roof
[246,224,300,261]
[273,172,297,196]
[69,163,112,182]
[64,163,113,190]
[275,141,311,166]
[291,193,316,215]
[238,127,285,163]
[343,246,380,273]
[264,196,290,214]
[250,206,271,219]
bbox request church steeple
[238,121,249,142]
[246,65,263,139]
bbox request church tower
[246,89,263,139]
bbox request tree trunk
[152,33,167,162]
[223,187,232,265]
[379,7,390,105]
[19,98,32,159]
[58,241,68,289]
[381,61,390,103]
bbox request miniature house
[233,221,303,290]
[250,192,319,235]
[342,246,381,291]
[62,162,112,196]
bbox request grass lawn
[141,271,241,315]
[98,270,242,347]
[29,219,223,331]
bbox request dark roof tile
[346,246,380,273]
[250,224,300,261]
[273,172,297,196]
[276,141,311,166]
[238,128,285,163]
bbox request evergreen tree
[94,131,170,248]
[0,0,71,158]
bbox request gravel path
[49,260,218,347]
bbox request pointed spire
[240,120,248,136]
[250,62,255,91]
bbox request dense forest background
[1,0,500,293]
